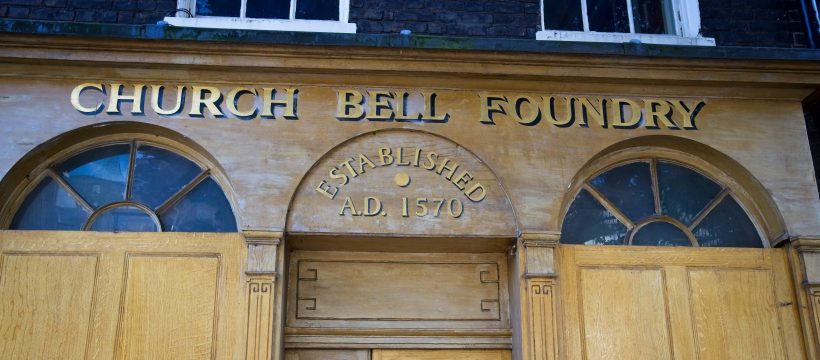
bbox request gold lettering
[422,151,438,170]
[465,183,487,202]
[150,85,185,115]
[412,148,422,167]
[106,83,146,114]
[512,95,541,125]
[670,100,706,129]
[453,170,473,190]
[357,153,377,174]
[393,91,420,121]
[329,167,349,185]
[543,96,574,127]
[339,197,359,216]
[479,93,508,125]
[363,197,382,216]
[189,86,223,117]
[644,99,679,129]
[610,98,642,128]
[396,147,411,166]
[70,83,105,114]
[260,88,297,119]
[577,97,606,128]
[336,89,364,120]
[378,147,394,166]
[339,158,358,178]
[420,92,448,122]
[436,158,459,180]
[367,90,394,121]
[315,180,339,200]
[226,87,258,118]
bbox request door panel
[559,245,806,360]
[579,268,673,360]
[372,349,511,360]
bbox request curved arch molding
[286,129,517,238]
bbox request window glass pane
[247,0,290,19]
[10,177,90,230]
[543,0,583,31]
[296,0,339,20]
[589,162,655,222]
[587,0,630,33]
[88,205,159,232]
[160,177,237,232]
[632,0,666,34]
[560,189,628,245]
[57,144,130,209]
[632,221,692,246]
[196,0,240,17]
[693,196,763,248]
[657,162,722,226]
[130,145,201,210]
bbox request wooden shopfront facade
[1,27,820,360]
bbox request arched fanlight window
[561,159,762,248]
[9,141,237,232]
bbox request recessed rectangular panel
[373,349,511,360]
[0,253,98,359]
[116,255,220,359]
[295,260,501,321]
[579,267,673,360]
[688,269,787,360]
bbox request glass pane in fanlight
[560,189,628,245]
[246,0,290,19]
[587,0,630,33]
[590,162,655,222]
[631,221,691,247]
[296,0,339,20]
[195,0,240,16]
[130,145,201,209]
[57,144,130,209]
[543,0,584,31]
[694,196,763,248]
[160,177,237,232]
[657,162,722,226]
[10,177,90,230]
[632,0,666,34]
[88,205,159,232]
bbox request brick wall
[0,0,813,47]
[700,0,808,47]
[349,0,540,38]
[0,0,176,24]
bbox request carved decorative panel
[287,251,509,331]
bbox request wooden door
[0,231,246,360]
[558,245,806,360]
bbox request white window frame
[164,0,356,33]
[536,0,714,46]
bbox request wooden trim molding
[518,231,559,360]
[241,230,282,360]
[246,275,276,360]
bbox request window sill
[163,17,357,34]
[535,30,715,46]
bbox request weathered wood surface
[558,245,806,360]
[0,35,817,241]
[0,231,246,360]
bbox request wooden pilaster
[518,231,560,360]
[243,231,282,360]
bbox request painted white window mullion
[539,0,545,31]
[625,0,635,33]
[340,0,350,23]
[290,0,298,20]
[240,0,247,19]
[580,0,590,31]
